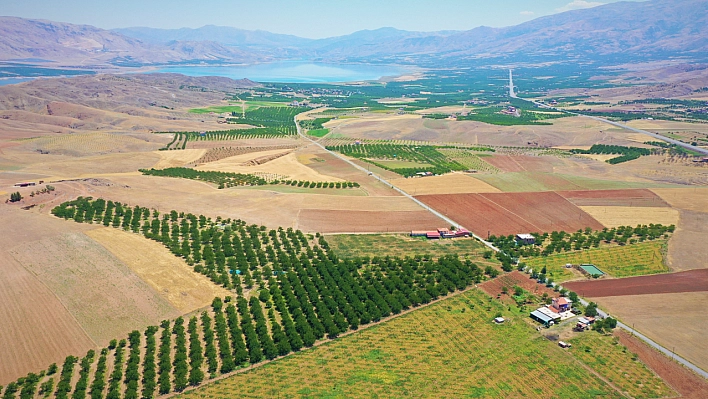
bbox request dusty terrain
[389,173,501,195]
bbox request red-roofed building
[552,297,570,312]
[426,232,441,239]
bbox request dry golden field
[86,227,231,313]
[579,205,680,228]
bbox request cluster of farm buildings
[411,228,471,240]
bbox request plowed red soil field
[616,329,708,399]
[416,192,604,237]
[558,189,670,207]
[297,209,444,233]
[563,269,708,297]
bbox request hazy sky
[2,0,645,38]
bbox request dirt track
[564,269,708,297]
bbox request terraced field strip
[177,290,626,399]
[325,233,486,259]
[524,241,668,282]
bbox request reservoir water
[148,61,410,83]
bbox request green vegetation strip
[139,167,359,190]
[571,144,652,164]
[326,143,494,177]
[524,241,668,282]
[326,234,486,260]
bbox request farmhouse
[551,297,571,312]
[426,231,441,239]
[530,308,561,327]
[515,234,536,245]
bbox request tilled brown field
[297,209,444,233]
[563,269,708,297]
[416,192,603,237]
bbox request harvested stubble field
[20,132,165,157]
[325,234,486,259]
[598,292,708,375]
[297,209,444,234]
[484,155,555,173]
[416,192,603,237]
[196,150,344,183]
[579,206,680,228]
[616,329,708,399]
[524,241,668,282]
[8,230,180,345]
[563,268,708,297]
[567,332,675,399]
[474,172,665,193]
[667,210,708,271]
[177,290,627,399]
[152,149,206,169]
[559,189,670,207]
[390,173,501,195]
[86,227,231,313]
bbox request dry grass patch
[579,206,680,228]
[197,151,343,182]
[152,149,206,168]
[651,187,708,212]
[391,173,502,195]
[87,227,231,314]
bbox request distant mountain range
[1,0,706,67]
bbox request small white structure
[515,233,536,245]
[494,317,505,324]
[558,341,572,348]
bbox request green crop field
[437,148,501,173]
[307,128,330,138]
[370,159,433,169]
[325,234,487,260]
[177,290,626,399]
[524,241,668,282]
[189,101,291,114]
[325,143,483,177]
[568,333,675,399]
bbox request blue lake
[0,78,34,86]
[148,61,411,83]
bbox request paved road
[294,114,499,251]
[519,96,708,156]
[509,73,708,377]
